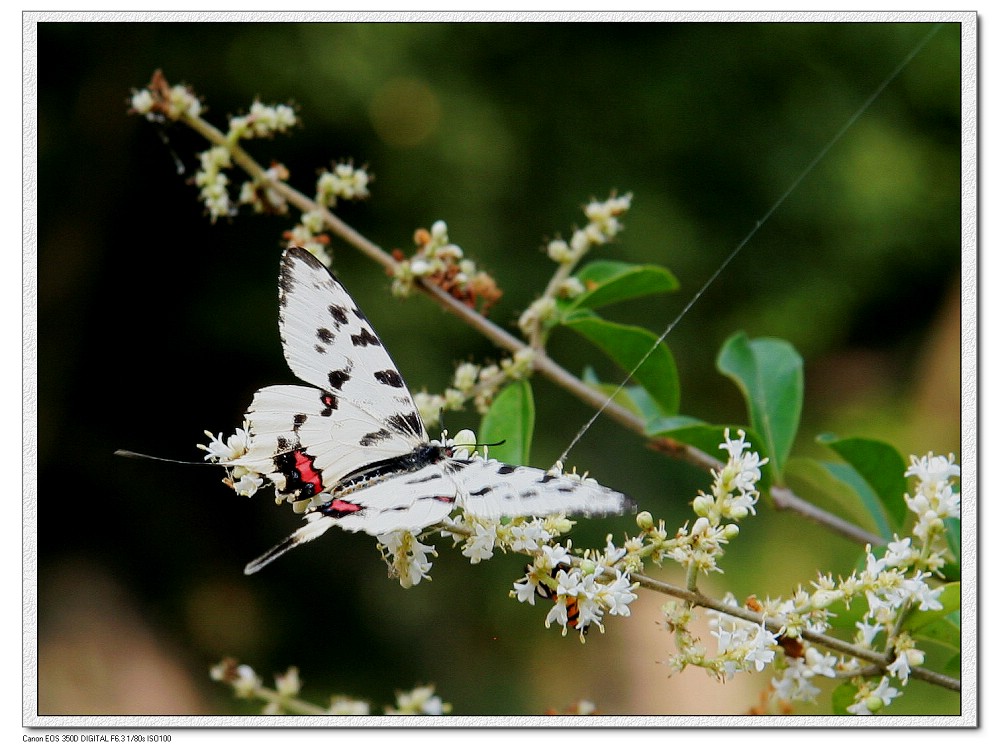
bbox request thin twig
[628,572,960,692]
[178,103,886,549]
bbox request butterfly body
[232,248,633,573]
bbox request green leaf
[816,435,908,533]
[717,333,802,479]
[903,582,961,647]
[581,366,675,424]
[941,517,961,580]
[560,260,679,314]
[908,611,961,652]
[784,457,891,539]
[478,380,534,466]
[831,682,858,715]
[563,310,680,416]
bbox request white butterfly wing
[242,464,457,574]
[238,248,428,494]
[448,458,634,519]
[276,248,427,443]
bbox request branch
[628,571,959,692]
[173,92,886,550]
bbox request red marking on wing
[328,498,362,514]
[292,450,325,495]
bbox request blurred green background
[34,20,962,717]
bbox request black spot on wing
[374,369,404,388]
[293,414,307,430]
[387,411,423,437]
[352,306,370,323]
[328,368,351,390]
[317,328,335,344]
[497,464,517,475]
[328,304,350,326]
[359,428,392,447]
[320,391,338,416]
[519,488,539,499]
[351,328,380,347]
[405,471,444,485]
[469,486,493,497]
[537,473,557,483]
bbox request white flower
[199,427,250,462]
[887,646,924,685]
[905,452,960,485]
[710,606,778,676]
[387,685,452,715]
[772,647,836,702]
[462,519,498,563]
[536,543,572,571]
[328,696,370,715]
[274,666,301,698]
[377,531,436,588]
[230,665,261,698]
[600,569,638,616]
[512,577,538,605]
[546,238,573,263]
[856,618,883,647]
[131,89,154,115]
[847,677,901,715]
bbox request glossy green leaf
[717,333,802,479]
[908,611,961,652]
[560,260,679,314]
[785,457,891,540]
[478,380,534,466]
[563,310,680,416]
[581,366,674,424]
[817,435,908,533]
[903,581,960,637]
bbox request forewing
[276,247,427,443]
[448,458,634,519]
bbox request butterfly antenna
[555,23,943,469]
[114,449,214,466]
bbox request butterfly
[229,247,634,574]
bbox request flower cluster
[197,99,298,223]
[641,430,768,580]
[413,349,535,427]
[377,530,438,589]
[210,658,449,716]
[317,161,372,205]
[518,192,633,339]
[511,536,639,642]
[279,162,375,265]
[228,100,297,141]
[545,193,633,266]
[197,424,265,497]
[129,70,202,121]
[391,220,502,313]
[684,451,959,712]
[385,685,452,716]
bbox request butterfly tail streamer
[244,513,338,575]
